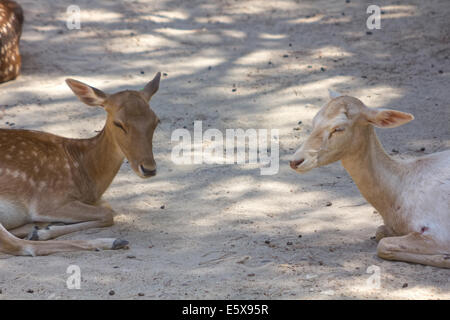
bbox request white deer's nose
[289,158,304,170]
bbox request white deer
[290,92,450,268]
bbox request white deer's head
[290,92,414,173]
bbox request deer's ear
[141,72,161,102]
[65,79,108,107]
[365,108,414,128]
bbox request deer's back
[0,0,23,83]
[0,129,80,208]
[0,128,66,161]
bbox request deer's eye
[329,127,345,138]
[113,121,126,133]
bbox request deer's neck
[341,126,405,218]
[71,127,125,201]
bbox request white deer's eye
[329,127,345,138]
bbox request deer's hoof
[112,239,129,250]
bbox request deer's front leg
[9,222,51,238]
[377,232,450,268]
[28,201,118,241]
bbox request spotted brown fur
[0,0,23,83]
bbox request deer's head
[65,72,161,178]
[290,93,414,173]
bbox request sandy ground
[0,0,449,299]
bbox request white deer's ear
[365,108,414,128]
[141,72,161,102]
[66,79,108,107]
[328,89,342,99]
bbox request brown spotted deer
[0,0,23,83]
[290,92,450,268]
[0,72,161,256]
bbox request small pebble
[297,120,302,125]
[163,73,168,76]
[268,61,272,65]
[289,43,292,47]
[232,88,237,92]
[366,31,373,35]
[392,149,399,153]
[160,205,165,209]
[419,147,425,152]
[140,71,145,74]
[320,67,326,72]
[109,290,115,296]
[264,240,271,244]
[298,235,302,238]
[402,283,408,288]
[27,289,34,294]
[438,70,443,74]
[326,201,332,207]
[287,241,293,245]
[208,66,212,70]
[247,273,255,277]
[283,54,289,58]
[138,293,145,296]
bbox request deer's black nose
[139,164,156,177]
